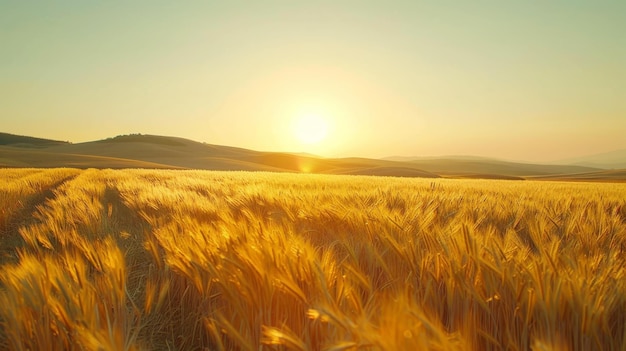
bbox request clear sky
[1,1,625,161]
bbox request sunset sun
[292,113,329,145]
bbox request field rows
[1,168,625,350]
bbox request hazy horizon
[2,1,625,162]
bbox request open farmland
[1,168,625,350]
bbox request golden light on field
[2,168,626,350]
[292,113,330,145]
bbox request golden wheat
[1,169,624,350]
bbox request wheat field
[0,168,625,350]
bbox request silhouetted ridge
[0,132,68,148]
[1,131,624,181]
[103,134,186,146]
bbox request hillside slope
[398,157,601,177]
[0,132,69,148]
[554,149,626,169]
[1,132,624,180]
[1,133,440,177]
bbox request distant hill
[0,146,183,169]
[45,134,265,168]
[0,132,69,148]
[384,155,498,163]
[0,133,439,177]
[1,132,624,181]
[553,149,626,169]
[383,157,601,177]
[529,169,626,182]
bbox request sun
[292,113,329,145]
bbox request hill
[400,158,601,177]
[554,149,626,169]
[42,134,276,171]
[0,132,69,148]
[0,146,182,169]
[529,169,626,182]
[1,132,624,181]
[0,133,439,177]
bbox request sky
[1,1,625,161]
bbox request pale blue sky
[1,1,624,161]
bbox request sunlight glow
[293,113,329,145]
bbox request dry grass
[1,169,625,350]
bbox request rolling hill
[388,157,601,177]
[0,133,439,178]
[553,149,626,169]
[0,132,69,148]
[1,132,624,181]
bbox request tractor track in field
[0,172,80,264]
